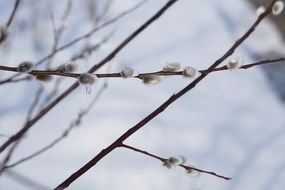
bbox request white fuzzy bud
[256,6,265,17]
[226,56,244,71]
[142,75,161,85]
[186,165,200,178]
[78,73,97,85]
[17,61,34,73]
[65,63,77,72]
[182,66,201,78]
[61,62,77,72]
[163,156,186,170]
[0,25,9,42]
[272,1,284,15]
[121,67,134,78]
[163,62,181,72]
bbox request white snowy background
[0,0,285,190]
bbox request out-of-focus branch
[0,0,21,44]
[6,0,21,27]
[2,81,107,170]
[0,0,148,85]
[46,0,72,69]
[120,143,231,180]
[0,86,43,175]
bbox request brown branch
[120,143,165,162]
[54,1,277,189]
[0,0,179,153]
[0,58,284,80]
[120,143,231,180]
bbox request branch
[0,58,283,80]
[0,0,21,44]
[0,0,179,153]
[120,144,231,180]
[54,1,278,189]
[6,0,21,27]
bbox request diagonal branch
[54,1,278,189]
[6,0,21,27]
[5,169,50,190]
[120,143,231,180]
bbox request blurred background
[0,0,285,189]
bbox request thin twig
[2,82,108,170]
[0,58,284,80]
[46,0,72,69]
[54,1,277,189]
[120,143,231,180]
[0,0,178,153]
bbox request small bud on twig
[226,56,244,71]
[185,165,200,178]
[272,1,284,15]
[256,6,265,17]
[121,67,134,78]
[163,62,181,72]
[78,73,97,85]
[142,75,161,85]
[61,62,78,72]
[36,75,53,82]
[163,156,186,170]
[182,66,201,78]
[17,61,34,73]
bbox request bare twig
[0,0,179,153]
[54,1,277,189]
[46,0,72,69]
[0,75,31,85]
[120,143,231,180]
[0,0,21,44]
